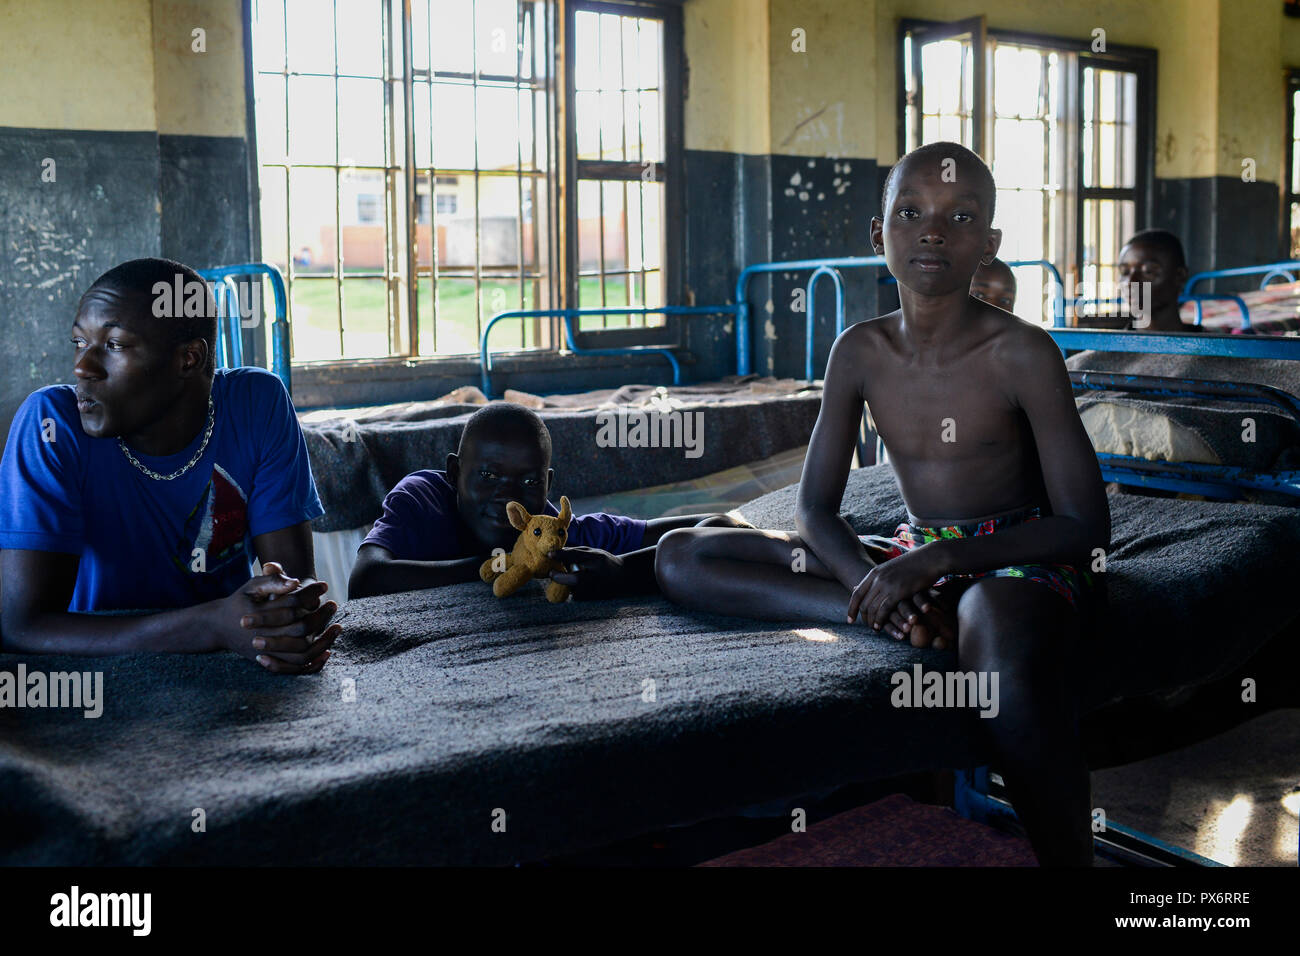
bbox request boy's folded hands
[848,547,957,649]
[211,560,341,673]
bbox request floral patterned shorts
[858,506,1094,611]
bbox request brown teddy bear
[478,496,573,602]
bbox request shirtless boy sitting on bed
[349,402,744,599]
[0,258,341,674]
[655,142,1111,866]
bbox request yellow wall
[0,0,157,131]
[683,0,772,154]
[152,0,247,137]
[0,0,244,136]
[767,0,876,157]
[685,0,1300,186]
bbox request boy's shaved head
[1123,229,1187,269]
[458,402,552,462]
[871,140,1003,298]
[971,257,1017,311]
[450,402,555,553]
[79,257,217,375]
[881,141,997,222]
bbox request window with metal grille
[252,0,555,362]
[252,0,680,365]
[568,2,670,332]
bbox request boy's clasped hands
[848,548,957,650]
[212,561,341,673]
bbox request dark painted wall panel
[682,149,881,384]
[159,134,252,270]
[1153,175,1281,292]
[766,155,880,381]
[0,128,161,446]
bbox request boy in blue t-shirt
[0,258,340,674]
[349,402,745,599]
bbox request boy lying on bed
[0,258,341,674]
[348,402,745,599]
[655,142,1111,866]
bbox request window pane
[291,279,341,361]
[480,176,523,268]
[477,85,521,169]
[636,18,659,90]
[289,168,338,276]
[599,13,622,89]
[338,78,386,166]
[432,83,477,168]
[342,279,390,357]
[575,91,600,160]
[258,166,290,274]
[412,0,430,72]
[413,82,433,167]
[994,45,1041,117]
[336,0,384,76]
[922,40,963,116]
[477,0,520,77]
[430,0,474,74]
[575,11,600,90]
[253,0,286,72]
[434,277,480,354]
[288,76,337,162]
[286,0,334,73]
[255,73,287,163]
[602,181,626,272]
[600,90,624,160]
[639,90,662,163]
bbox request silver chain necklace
[118,394,215,481]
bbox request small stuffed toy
[479,496,573,602]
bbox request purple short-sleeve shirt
[361,470,646,560]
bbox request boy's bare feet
[887,583,964,649]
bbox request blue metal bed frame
[199,263,292,392]
[1181,259,1300,330]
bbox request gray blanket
[1066,351,1300,470]
[303,380,823,532]
[3,465,1298,865]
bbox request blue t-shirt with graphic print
[0,366,323,613]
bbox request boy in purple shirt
[349,403,744,599]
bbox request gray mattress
[3,465,1298,865]
[1065,351,1300,470]
[302,377,823,532]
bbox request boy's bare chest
[863,363,1022,458]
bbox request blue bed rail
[1048,328,1300,500]
[478,306,737,398]
[197,263,291,392]
[1179,259,1300,330]
[735,256,887,377]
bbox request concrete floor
[1093,708,1300,866]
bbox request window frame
[1282,68,1300,258]
[563,0,685,351]
[245,0,685,374]
[895,20,1157,307]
